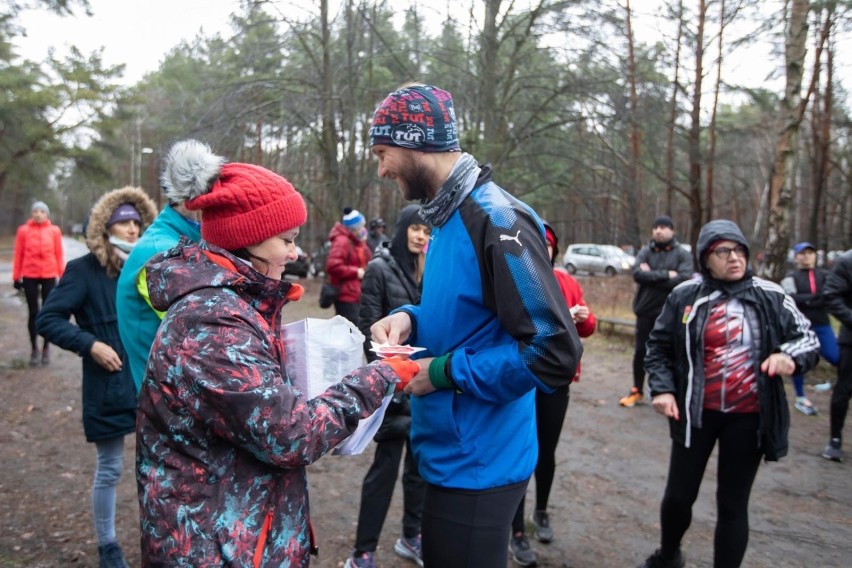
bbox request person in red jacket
[326,207,372,326]
[509,222,595,566]
[13,200,65,366]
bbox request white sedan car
[562,244,635,276]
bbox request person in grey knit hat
[12,200,65,366]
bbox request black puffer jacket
[645,220,820,461]
[358,205,428,441]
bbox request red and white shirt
[702,298,759,413]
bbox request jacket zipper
[683,292,714,448]
[253,507,274,568]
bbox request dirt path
[0,275,849,567]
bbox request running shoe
[530,510,553,543]
[619,387,643,407]
[394,534,423,567]
[637,548,685,568]
[510,531,537,566]
[794,397,817,416]
[822,438,843,462]
[344,551,377,568]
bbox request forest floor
[0,241,848,567]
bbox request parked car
[562,244,635,276]
[310,241,331,277]
[284,246,310,278]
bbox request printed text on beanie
[369,85,460,152]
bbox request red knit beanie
[161,140,307,251]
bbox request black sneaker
[530,510,553,543]
[638,548,685,568]
[509,531,537,566]
[822,438,843,462]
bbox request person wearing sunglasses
[637,219,819,568]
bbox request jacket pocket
[100,373,138,415]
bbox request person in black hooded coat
[637,219,820,568]
[345,205,431,568]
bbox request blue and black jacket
[397,166,583,490]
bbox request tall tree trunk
[665,0,685,215]
[687,0,707,249]
[624,0,642,247]
[479,0,501,162]
[319,0,341,204]
[705,0,725,220]
[808,1,834,248]
[762,0,810,281]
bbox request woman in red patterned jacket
[13,200,65,366]
[135,140,417,568]
[510,222,596,566]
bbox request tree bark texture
[762,0,809,282]
[687,0,707,249]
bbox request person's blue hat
[793,242,816,254]
[342,208,366,229]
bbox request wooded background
[1,0,850,280]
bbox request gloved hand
[13,280,24,291]
[381,356,420,392]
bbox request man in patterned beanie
[363,84,583,568]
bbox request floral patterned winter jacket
[136,239,396,567]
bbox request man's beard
[399,158,435,203]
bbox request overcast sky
[17,0,238,83]
[14,0,850,95]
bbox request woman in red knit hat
[135,139,418,568]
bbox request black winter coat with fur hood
[37,187,157,441]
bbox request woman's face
[31,209,48,224]
[795,249,816,269]
[108,220,141,243]
[705,239,748,281]
[246,228,301,280]
[407,223,431,254]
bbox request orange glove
[381,356,420,392]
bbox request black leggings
[421,480,528,568]
[830,345,852,441]
[633,314,657,391]
[659,410,763,568]
[512,385,570,532]
[23,277,56,350]
[353,436,424,552]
